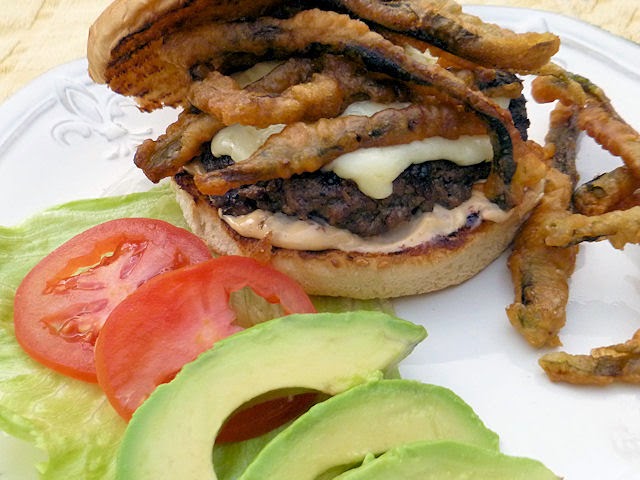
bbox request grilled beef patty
[180,143,489,237]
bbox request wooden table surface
[1,0,638,105]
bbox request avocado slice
[238,379,500,480]
[334,440,561,479]
[115,311,426,480]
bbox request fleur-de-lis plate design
[51,77,153,160]
[0,59,178,224]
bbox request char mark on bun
[87,0,554,298]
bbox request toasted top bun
[88,0,283,110]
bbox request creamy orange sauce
[221,188,510,253]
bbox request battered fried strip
[380,29,525,100]
[333,0,560,71]
[573,166,640,216]
[135,59,313,182]
[539,330,640,385]
[612,189,640,211]
[243,58,315,93]
[380,28,482,72]
[190,71,347,127]
[189,56,404,128]
[531,71,640,179]
[193,103,489,195]
[506,170,578,348]
[544,206,640,249]
[544,103,580,186]
[506,103,580,348]
[163,9,511,125]
[162,8,526,207]
[134,109,224,182]
[532,68,640,249]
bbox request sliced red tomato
[13,218,212,382]
[94,255,317,424]
[217,392,320,444]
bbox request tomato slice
[94,255,317,422]
[217,392,320,444]
[13,218,212,382]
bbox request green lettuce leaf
[0,183,393,479]
[0,184,187,479]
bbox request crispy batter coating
[379,29,526,100]
[539,330,640,385]
[191,71,347,127]
[188,56,405,128]
[611,189,640,211]
[529,68,640,250]
[194,103,489,195]
[577,105,640,180]
[162,9,519,138]
[335,0,560,71]
[506,104,580,348]
[544,206,640,249]
[544,103,580,185]
[243,58,315,93]
[98,0,284,110]
[379,28,484,72]
[506,169,578,348]
[531,70,640,179]
[98,0,557,109]
[573,166,640,216]
[134,109,224,183]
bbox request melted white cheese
[209,101,410,162]
[211,123,285,162]
[220,188,510,253]
[324,135,493,199]
[210,100,493,199]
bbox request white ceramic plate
[1,6,640,479]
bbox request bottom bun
[172,180,542,299]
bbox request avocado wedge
[334,440,561,479]
[115,311,426,480]
[238,379,500,480]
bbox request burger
[87,0,557,298]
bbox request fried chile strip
[531,70,640,179]
[243,58,316,93]
[189,56,405,128]
[134,109,224,183]
[162,8,526,206]
[193,103,488,195]
[573,166,640,216]
[331,0,560,71]
[506,103,579,348]
[191,71,346,128]
[135,59,319,182]
[530,68,640,249]
[544,206,640,249]
[539,329,640,385]
[162,8,507,122]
